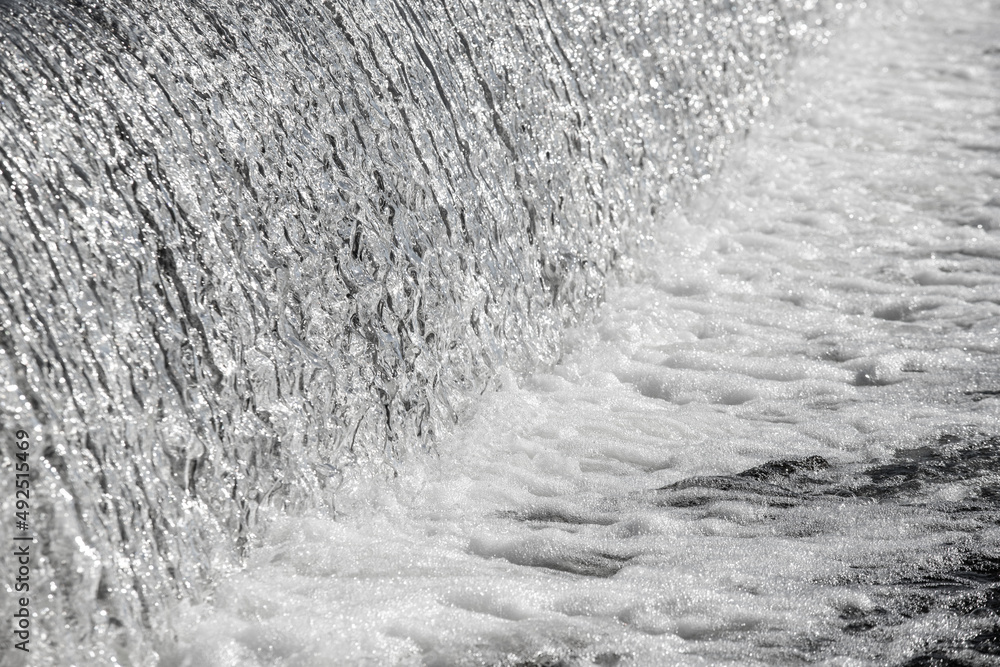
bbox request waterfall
[0,0,831,661]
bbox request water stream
[164,1,1000,664]
[2,0,999,664]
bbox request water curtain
[0,0,828,659]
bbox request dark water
[0,0,837,662]
[661,433,1000,665]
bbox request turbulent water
[2,0,999,664]
[164,0,999,665]
[0,0,834,663]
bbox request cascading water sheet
[3,0,1000,664]
[0,0,831,663]
[168,0,1000,664]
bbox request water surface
[165,0,1000,665]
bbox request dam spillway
[5,0,1000,665]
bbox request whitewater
[156,0,1000,665]
[1,0,998,664]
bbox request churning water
[1,0,999,664]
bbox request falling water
[0,0,836,662]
